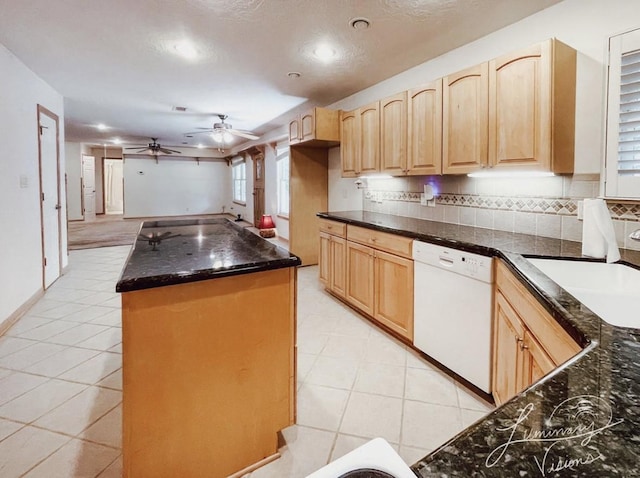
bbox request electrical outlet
[427,198,436,208]
[420,193,428,206]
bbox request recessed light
[197,143,204,149]
[349,17,371,30]
[112,138,122,145]
[313,44,336,61]
[173,40,198,60]
[287,71,301,78]
[96,124,107,131]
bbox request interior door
[252,149,265,227]
[38,106,62,289]
[82,155,96,221]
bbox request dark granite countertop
[116,218,300,293]
[318,211,640,477]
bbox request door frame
[37,104,62,289]
[101,156,124,215]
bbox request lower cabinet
[492,260,580,406]
[319,221,347,298]
[345,235,414,340]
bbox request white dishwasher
[413,240,494,393]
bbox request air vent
[172,106,188,112]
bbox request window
[232,160,246,204]
[277,150,290,217]
[605,28,640,198]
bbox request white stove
[306,438,416,478]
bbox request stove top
[306,438,416,478]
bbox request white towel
[581,198,620,263]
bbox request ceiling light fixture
[212,131,234,144]
[96,123,107,131]
[112,137,122,145]
[349,17,371,30]
[287,71,301,78]
[173,40,198,60]
[197,143,204,149]
[313,44,337,62]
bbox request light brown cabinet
[408,80,442,175]
[340,102,380,176]
[318,219,347,298]
[289,107,340,146]
[443,62,489,174]
[380,92,408,175]
[492,260,581,406]
[340,109,359,177]
[346,225,414,340]
[359,102,380,174]
[488,39,576,173]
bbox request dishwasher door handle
[438,256,455,267]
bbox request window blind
[618,49,640,174]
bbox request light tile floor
[0,246,493,478]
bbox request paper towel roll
[581,198,620,263]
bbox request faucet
[630,229,640,242]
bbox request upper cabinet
[488,39,576,173]
[289,107,340,147]
[408,80,442,175]
[380,92,408,175]
[340,109,359,177]
[338,38,576,177]
[359,102,380,174]
[443,63,489,174]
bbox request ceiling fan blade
[159,148,181,154]
[124,145,146,149]
[136,148,149,153]
[228,129,259,140]
[184,130,213,135]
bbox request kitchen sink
[526,258,640,329]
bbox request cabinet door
[380,92,407,175]
[408,80,442,175]
[330,236,347,298]
[289,118,300,144]
[319,232,331,287]
[301,110,315,142]
[359,102,380,174]
[489,42,551,170]
[493,292,525,406]
[374,250,414,340]
[522,330,556,388]
[346,241,375,316]
[340,110,359,177]
[443,63,488,174]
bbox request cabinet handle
[520,342,529,351]
[515,336,523,344]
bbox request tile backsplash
[362,174,640,251]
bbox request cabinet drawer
[496,261,581,365]
[347,225,413,259]
[318,219,346,238]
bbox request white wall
[329,0,640,182]
[123,156,229,218]
[0,42,65,323]
[65,142,91,220]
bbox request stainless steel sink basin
[526,258,640,329]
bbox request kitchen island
[116,218,300,478]
[319,211,640,478]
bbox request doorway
[82,155,96,222]
[37,105,62,289]
[103,158,124,215]
[251,147,265,227]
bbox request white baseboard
[0,289,45,336]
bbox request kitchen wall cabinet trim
[359,102,381,174]
[443,62,489,174]
[488,39,576,173]
[408,79,443,175]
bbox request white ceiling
[0,0,561,150]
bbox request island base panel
[122,267,296,478]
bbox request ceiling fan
[186,114,260,144]
[124,138,181,156]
